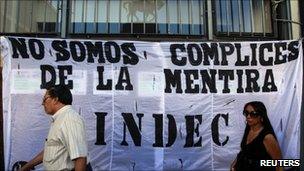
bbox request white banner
[1,36,302,170]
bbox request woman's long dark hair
[240,101,276,149]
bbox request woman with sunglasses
[230,101,282,171]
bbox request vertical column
[0,68,3,171]
[299,1,304,171]
[0,39,4,171]
[207,0,213,40]
[290,0,301,39]
[61,0,69,38]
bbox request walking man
[20,85,88,171]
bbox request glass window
[67,0,207,36]
[1,0,60,33]
[0,0,4,32]
[109,0,120,33]
[85,0,96,33]
[264,0,272,33]
[226,0,232,32]
[145,0,156,34]
[18,1,32,32]
[97,0,108,33]
[252,0,263,33]
[132,0,144,34]
[242,0,252,32]
[70,0,75,33]
[252,0,271,33]
[180,0,190,35]
[276,0,291,39]
[44,0,59,32]
[0,1,2,31]
[4,1,19,32]
[156,0,167,34]
[215,0,221,32]
[191,0,202,35]
[71,0,85,33]
[216,0,229,32]
[121,0,132,33]
[36,1,48,32]
[215,0,273,35]
[231,0,240,32]
[68,0,205,36]
[168,0,178,34]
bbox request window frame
[67,0,208,38]
[212,0,276,40]
[0,0,62,36]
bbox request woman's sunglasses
[243,111,259,118]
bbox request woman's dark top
[235,128,276,171]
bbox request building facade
[0,0,303,170]
[0,0,302,40]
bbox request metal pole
[261,0,265,36]
[2,0,7,32]
[207,0,213,40]
[0,39,4,171]
[300,38,304,171]
[300,0,304,170]
[60,0,69,38]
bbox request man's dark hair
[47,85,72,105]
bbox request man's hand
[74,157,87,171]
[18,150,43,171]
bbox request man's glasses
[243,110,259,118]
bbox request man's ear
[53,97,59,104]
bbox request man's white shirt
[43,105,88,170]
